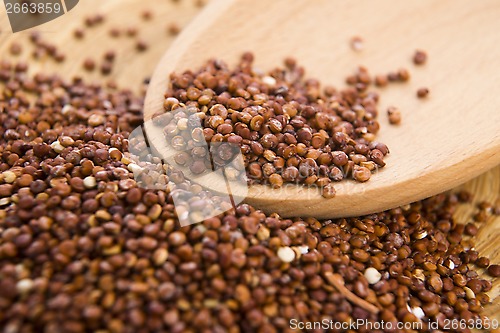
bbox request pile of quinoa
[0,59,499,333]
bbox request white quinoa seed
[364,267,382,284]
[16,279,34,294]
[50,140,65,153]
[2,171,17,183]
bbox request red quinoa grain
[417,87,429,98]
[413,50,428,65]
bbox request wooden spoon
[143,0,500,219]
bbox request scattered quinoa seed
[277,247,295,263]
[83,176,97,189]
[397,68,410,81]
[2,171,16,183]
[387,106,402,125]
[104,50,116,62]
[417,87,429,98]
[83,58,95,71]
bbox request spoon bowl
[144,0,500,218]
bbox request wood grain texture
[0,0,498,324]
[145,0,500,219]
